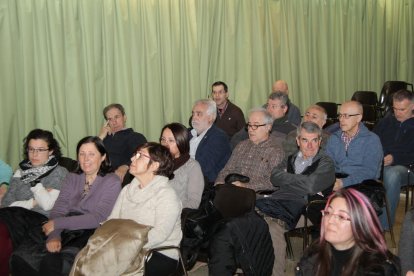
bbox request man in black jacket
[256,121,335,275]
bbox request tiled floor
[188,194,409,276]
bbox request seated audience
[326,101,383,190]
[256,122,335,275]
[10,136,121,276]
[211,81,245,138]
[373,89,414,229]
[0,159,13,202]
[72,142,182,276]
[215,107,284,192]
[399,207,414,276]
[272,79,301,126]
[231,91,296,148]
[0,129,68,276]
[160,123,204,209]
[283,104,330,157]
[296,188,400,275]
[99,103,147,183]
[190,99,232,183]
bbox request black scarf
[173,153,190,171]
[19,155,59,184]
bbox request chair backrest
[58,156,78,172]
[351,91,378,106]
[213,184,256,218]
[362,104,378,130]
[315,102,338,120]
[379,81,414,113]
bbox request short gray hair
[249,107,273,125]
[296,121,322,138]
[194,99,217,121]
[268,91,288,106]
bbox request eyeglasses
[246,123,266,130]
[160,137,176,145]
[321,210,351,223]
[131,151,152,161]
[337,113,360,119]
[27,147,49,154]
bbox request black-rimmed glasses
[27,147,49,154]
[246,123,266,130]
[337,113,361,119]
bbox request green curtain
[0,0,413,167]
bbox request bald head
[338,101,363,136]
[272,80,289,94]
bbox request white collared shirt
[189,126,211,158]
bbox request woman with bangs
[296,188,400,276]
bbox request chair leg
[177,248,188,276]
[383,194,396,248]
[405,185,409,212]
[284,232,294,260]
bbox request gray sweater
[169,158,203,209]
[1,166,68,216]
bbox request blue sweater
[374,116,414,166]
[326,123,383,187]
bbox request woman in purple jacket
[10,136,122,276]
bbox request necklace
[82,180,93,198]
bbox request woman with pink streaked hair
[296,188,400,276]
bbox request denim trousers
[379,165,414,230]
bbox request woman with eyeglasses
[72,142,182,276]
[10,136,121,276]
[0,129,68,276]
[160,123,204,209]
[296,188,400,276]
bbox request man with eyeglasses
[98,103,147,184]
[373,89,414,230]
[215,107,284,192]
[230,91,296,149]
[256,121,335,276]
[326,101,383,191]
[211,81,245,138]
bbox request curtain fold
[0,0,413,167]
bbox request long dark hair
[160,122,190,155]
[23,129,62,160]
[315,188,391,275]
[136,142,174,179]
[75,136,112,176]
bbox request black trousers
[11,229,94,276]
[145,251,179,276]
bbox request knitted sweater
[108,176,182,259]
[1,166,68,216]
[48,172,121,241]
[169,158,204,209]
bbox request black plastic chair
[379,81,414,115]
[58,156,78,172]
[405,164,414,212]
[315,102,339,127]
[362,104,378,130]
[285,198,327,260]
[351,91,379,106]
